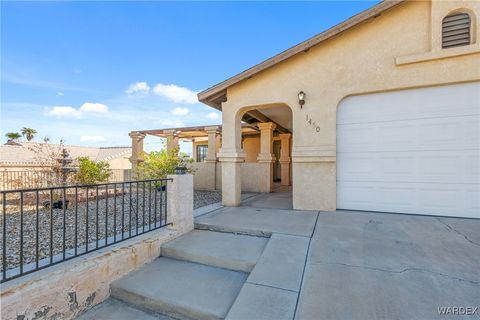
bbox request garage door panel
[466,186,480,213]
[336,183,378,207]
[338,181,416,212]
[338,181,479,217]
[417,116,479,149]
[338,115,478,152]
[337,82,480,218]
[417,186,464,210]
[338,150,476,184]
[466,153,480,178]
[337,82,480,125]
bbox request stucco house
[132,0,479,219]
[1,141,132,171]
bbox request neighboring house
[133,0,480,219]
[0,141,132,189]
[1,141,132,170]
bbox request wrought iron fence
[0,178,171,283]
[0,169,133,190]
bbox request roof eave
[197,0,405,108]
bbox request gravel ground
[193,190,221,209]
[0,189,222,273]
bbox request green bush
[136,147,193,180]
[74,157,112,185]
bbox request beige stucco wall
[241,163,272,193]
[219,0,480,210]
[191,161,266,193]
[191,135,262,190]
[107,155,131,170]
[191,162,217,190]
[242,136,261,162]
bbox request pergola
[128,124,260,170]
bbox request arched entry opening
[231,103,293,208]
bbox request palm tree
[21,127,37,141]
[5,132,22,142]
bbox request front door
[273,140,281,182]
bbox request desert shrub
[136,147,193,180]
[73,157,112,185]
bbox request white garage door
[337,82,480,218]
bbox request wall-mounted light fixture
[298,91,306,109]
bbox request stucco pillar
[204,126,219,162]
[279,133,291,186]
[164,129,179,153]
[257,122,276,193]
[129,132,146,172]
[202,126,219,190]
[218,105,245,206]
[167,174,194,234]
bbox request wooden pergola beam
[244,110,289,133]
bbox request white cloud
[45,106,83,118]
[80,135,105,142]
[153,83,199,104]
[126,81,150,95]
[79,102,109,114]
[74,69,82,74]
[57,92,64,96]
[171,107,189,116]
[160,119,185,128]
[45,102,108,119]
[206,112,220,120]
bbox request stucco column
[164,129,179,153]
[167,174,194,234]
[200,126,219,190]
[279,133,291,186]
[129,132,146,172]
[204,126,219,162]
[218,105,245,205]
[257,122,277,193]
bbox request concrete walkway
[240,185,293,210]
[296,210,480,320]
[195,205,317,237]
[79,190,479,320]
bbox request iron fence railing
[0,169,133,190]
[0,178,171,283]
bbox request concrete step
[161,230,268,272]
[111,257,248,320]
[77,298,174,320]
[195,206,318,238]
[225,283,298,320]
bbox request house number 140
[306,114,321,132]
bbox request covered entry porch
[215,101,294,207]
[128,114,293,196]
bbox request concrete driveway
[296,210,480,320]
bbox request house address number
[306,114,321,132]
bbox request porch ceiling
[242,107,292,133]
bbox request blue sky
[1,1,378,152]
